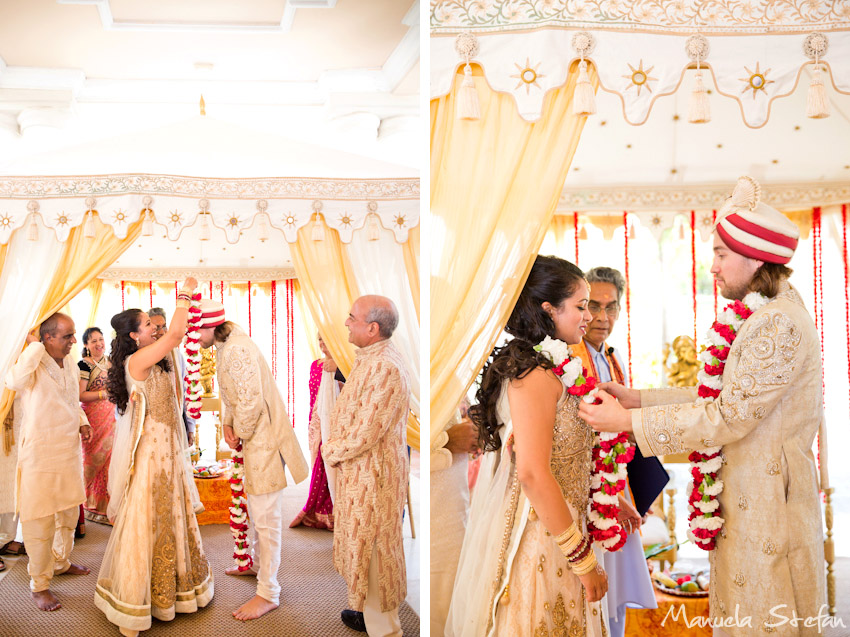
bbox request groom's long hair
[469,255,585,452]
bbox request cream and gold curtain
[403,225,420,321]
[0,218,143,426]
[430,62,598,444]
[289,222,360,378]
[291,220,422,451]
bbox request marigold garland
[229,443,254,571]
[535,336,634,552]
[183,293,203,420]
[692,291,769,550]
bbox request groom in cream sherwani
[580,177,826,636]
[197,300,309,621]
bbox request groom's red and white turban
[198,299,226,328]
[714,176,799,265]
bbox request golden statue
[200,347,216,397]
[662,335,700,387]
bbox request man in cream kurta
[4,313,92,611]
[580,178,826,637]
[324,295,410,637]
[197,301,308,621]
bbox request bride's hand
[617,495,642,534]
[578,564,608,602]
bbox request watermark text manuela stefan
[662,603,844,632]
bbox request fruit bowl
[193,463,224,479]
[651,570,709,597]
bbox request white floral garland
[689,291,770,550]
[536,336,634,552]
[183,293,203,419]
[229,443,254,571]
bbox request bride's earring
[135,338,140,347]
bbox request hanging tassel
[572,60,596,116]
[199,212,211,241]
[83,210,96,238]
[257,214,269,242]
[456,64,480,121]
[688,69,711,123]
[27,214,38,241]
[141,209,154,236]
[368,213,381,241]
[807,64,830,119]
[629,222,636,240]
[579,224,588,241]
[311,214,325,241]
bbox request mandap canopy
[0,129,421,450]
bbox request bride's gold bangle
[176,299,191,310]
[554,522,582,555]
[570,550,598,576]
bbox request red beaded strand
[573,211,579,266]
[843,204,850,429]
[690,210,697,345]
[219,281,224,304]
[121,280,125,311]
[271,280,277,379]
[149,280,153,308]
[623,211,632,383]
[712,210,718,320]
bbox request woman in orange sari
[78,327,115,524]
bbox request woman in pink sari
[290,335,339,530]
[78,327,115,524]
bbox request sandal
[0,541,25,556]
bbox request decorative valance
[0,174,420,245]
[98,267,297,282]
[555,181,849,241]
[431,2,850,127]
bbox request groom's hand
[578,390,633,433]
[598,382,641,409]
[223,424,239,449]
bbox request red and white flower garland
[229,443,254,571]
[535,336,635,552]
[183,293,203,420]
[691,291,769,550]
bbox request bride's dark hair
[469,255,586,451]
[107,309,170,414]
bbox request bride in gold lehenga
[448,256,635,637]
[95,278,213,636]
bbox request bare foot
[32,590,61,611]
[225,565,257,577]
[60,563,90,575]
[233,594,278,621]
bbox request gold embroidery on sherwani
[151,469,177,609]
[720,312,799,424]
[325,340,409,613]
[640,403,685,456]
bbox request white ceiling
[0,0,420,173]
[568,67,850,187]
